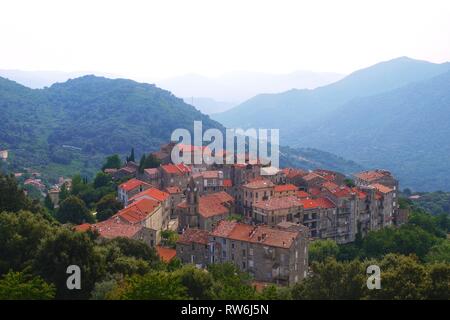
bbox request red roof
[282,168,307,179]
[352,188,367,199]
[177,228,210,245]
[329,186,352,198]
[177,191,233,219]
[321,181,339,191]
[297,191,310,199]
[300,197,336,209]
[355,170,387,182]
[116,198,161,224]
[129,187,169,203]
[119,178,150,192]
[243,179,274,189]
[309,187,321,196]
[93,218,143,239]
[274,184,297,192]
[161,163,191,175]
[165,186,182,194]
[156,246,177,262]
[74,223,92,232]
[254,196,300,210]
[211,221,299,249]
[370,183,393,194]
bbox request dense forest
[0,172,448,300]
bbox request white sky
[1,0,450,80]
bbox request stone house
[273,184,298,198]
[177,178,234,232]
[176,228,210,267]
[159,163,192,189]
[240,179,274,217]
[117,178,152,206]
[252,196,301,226]
[209,220,309,286]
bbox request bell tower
[184,177,199,228]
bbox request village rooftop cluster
[73,142,407,286]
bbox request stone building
[117,178,152,206]
[209,220,309,286]
[273,184,298,198]
[165,186,184,218]
[192,170,224,194]
[252,196,301,226]
[177,178,234,231]
[159,163,192,189]
[176,228,210,267]
[240,179,274,217]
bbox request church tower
[184,177,199,228]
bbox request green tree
[108,271,188,300]
[126,148,135,163]
[96,194,123,222]
[59,183,70,202]
[160,230,179,248]
[175,265,213,300]
[0,211,55,274]
[309,239,339,263]
[291,258,366,300]
[93,172,112,189]
[208,263,257,300]
[102,154,122,171]
[44,194,54,212]
[139,153,161,173]
[425,240,450,263]
[56,196,94,224]
[365,254,428,300]
[0,173,44,214]
[0,271,55,300]
[425,262,450,299]
[33,228,104,299]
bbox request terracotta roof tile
[177,228,209,245]
[243,179,274,189]
[129,187,169,203]
[211,221,299,249]
[156,246,177,262]
[254,196,300,211]
[274,184,297,192]
[369,183,393,194]
[119,178,150,192]
[115,198,161,224]
[161,163,191,175]
[93,218,143,239]
[165,186,182,194]
[355,170,387,182]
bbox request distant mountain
[182,97,237,115]
[213,57,450,133]
[279,145,363,174]
[0,75,359,182]
[0,69,118,89]
[291,70,450,191]
[0,76,222,180]
[157,70,344,107]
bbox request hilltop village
[74,142,407,286]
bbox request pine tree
[129,148,135,163]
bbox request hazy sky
[1,0,450,80]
